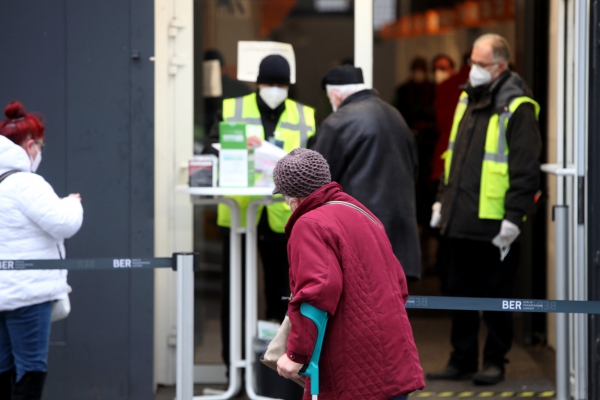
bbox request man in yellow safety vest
[203,54,316,370]
[427,34,542,385]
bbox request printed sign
[237,41,296,84]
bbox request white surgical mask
[30,144,42,172]
[330,103,338,112]
[434,69,451,84]
[469,63,496,87]
[259,87,288,109]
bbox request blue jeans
[389,396,408,400]
[0,301,52,382]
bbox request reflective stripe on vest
[218,93,316,232]
[444,92,540,220]
[443,92,469,182]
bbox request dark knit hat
[257,54,291,85]
[321,65,364,90]
[273,148,332,197]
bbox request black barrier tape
[1,259,599,314]
[406,295,600,314]
[0,258,172,270]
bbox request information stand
[178,186,282,400]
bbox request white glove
[492,220,520,261]
[492,220,520,248]
[430,202,441,228]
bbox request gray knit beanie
[272,148,332,197]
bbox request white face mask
[434,69,451,84]
[30,144,42,172]
[469,63,496,87]
[259,87,288,109]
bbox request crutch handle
[298,303,329,396]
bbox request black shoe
[0,369,14,399]
[473,363,504,385]
[426,364,475,380]
[11,371,47,400]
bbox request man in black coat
[427,34,542,385]
[315,65,421,281]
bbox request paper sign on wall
[203,60,223,98]
[237,41,296,84]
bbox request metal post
[554,206,570,400]
[177,253,195,400]
[354,0,373,88]
[573,1,590,398]
[227,198,244,398]
[245,198,280,400]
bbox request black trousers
[447,237,519,371]
[219,210,290,367]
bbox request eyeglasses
[469,58,498,69]
[35,141,46,153]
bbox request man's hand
[247,135,262,149]
[277,354,303,381]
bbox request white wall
[154,0,194,387]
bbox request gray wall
[0,1,155,399]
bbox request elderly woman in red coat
[274,148,424,399]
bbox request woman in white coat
[0,101,83,400]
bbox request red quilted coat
[285,182,424,399]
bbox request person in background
[427,34,541,385]
[431,51,471,294]
[393,57,437,260]
[203,54,316,371]
[0,101,83,399]
[315,65,421,281]
[431,51,472,184]
[432,54,456,85]
[272,149,424,400]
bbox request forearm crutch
[299,303,329,400]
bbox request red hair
[0,101,45,146]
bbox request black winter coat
[315,90,421,280]
[438,71,542,241]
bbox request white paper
[203,60,223,98]
[219,149,248,187]
[254,140,288,174]
[237,41,296,84]
[257,320,281,340]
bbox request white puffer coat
[0,135,83,311]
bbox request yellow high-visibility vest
[217,93,316,233]
[443,91,540,220]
